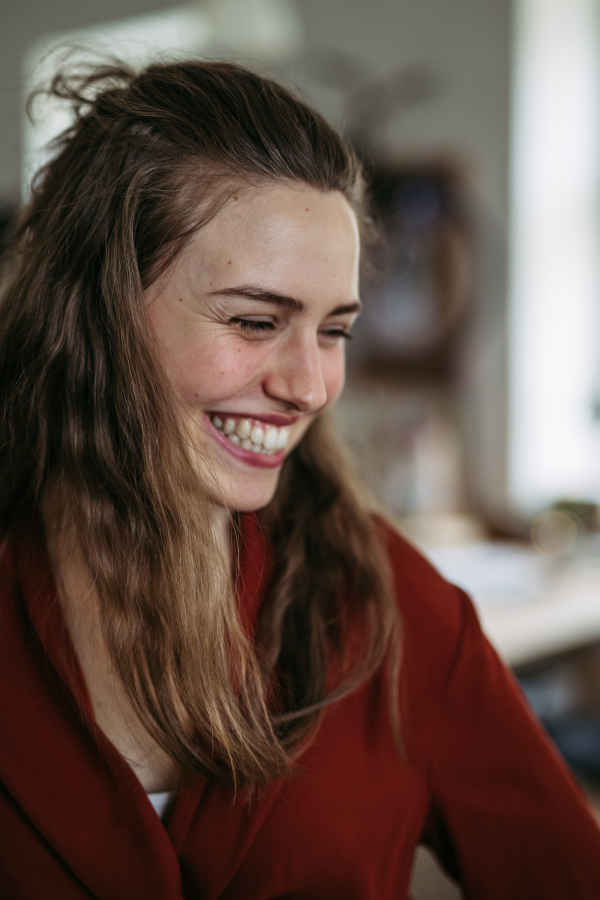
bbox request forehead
[176,184,360,297]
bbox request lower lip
[204,415,287,469]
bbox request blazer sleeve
[419,586,600,899]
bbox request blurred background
[2,0,600,895]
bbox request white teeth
[211,414,291,455]
[264,426,278,450]
[236,419,252,439]
[276,428,289,450]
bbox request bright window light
[509,0,600,515]
[22,0,304,197]
[22,7,212,197]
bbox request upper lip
[206,411,300,427]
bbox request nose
[263,331,328,412]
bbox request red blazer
[1,514,600,899]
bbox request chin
[215,473,280,513]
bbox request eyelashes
[322,329,352,341]
[231,318,352,341]
[233,319,276,334]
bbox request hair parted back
[0,58,399,788]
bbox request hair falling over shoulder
[0,58,400,788]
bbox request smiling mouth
[209,414,291,456]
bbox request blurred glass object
[509,0,600,516]
[531,509,580,557]
[410,414,464,514]
[334,381,470,528]
[22,0,304,197]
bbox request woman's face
[145,184,361,511]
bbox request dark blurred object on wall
[350,161,473,382]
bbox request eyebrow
[209,284,362,316]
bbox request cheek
[164,336,267,408]
[322,349,346,406]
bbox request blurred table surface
[409,534,600,667]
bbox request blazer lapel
[0,513,271,898]
[0,526,184,900]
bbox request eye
[320,327,353,341]
[230,317,276,335]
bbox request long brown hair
[0,59,399,787]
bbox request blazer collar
[0,512,271,899]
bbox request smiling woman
[1,59,600,900]
[146,184,360,510]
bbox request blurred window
[509,0,600,515]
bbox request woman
[0,59,599,899]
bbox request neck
[39,488,179,791]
